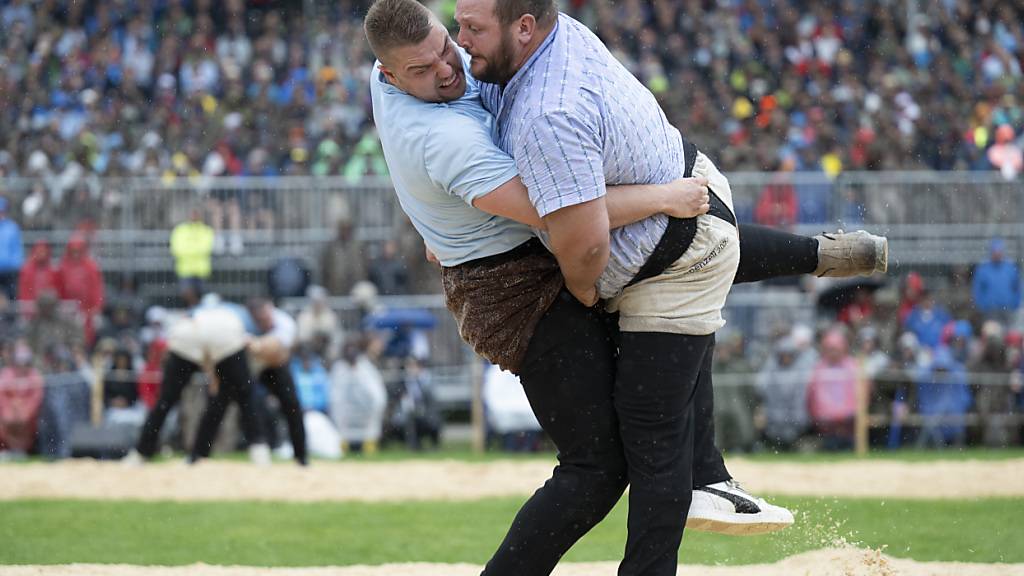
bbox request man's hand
[424,243,439,265]
[248,336,290,368]
[660,176,710,219]
[570,284,600,308]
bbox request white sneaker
[249,443,272,467]
[121,449,145,467]
[687,479,794,535]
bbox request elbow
[580,236,609,267]
[554,229,608,266]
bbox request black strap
[452,237,547,270]
[626,141,735,288]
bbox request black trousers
[483,290,627,576]
[0,270,17,301]
[616,331,714,576]
[253,365,308,465]
[734,223,817,284]
[190,352,265,461]
[137,350,261,458]
[483,225,820,576]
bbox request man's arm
[424,108,708,233]
[544,198,610,307]
[516,111,613,306]
[604,177,709,228]
[473,176,710,231]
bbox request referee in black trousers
[245,297,308,466]
[129,306,267,464]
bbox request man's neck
[508,20,556,85]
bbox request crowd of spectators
[0,1,1020,197]
[0,0,1019,240]
[562,0,1024,176]
[2,0,1024,457]
[0,270,444,458]
[714,239,1023,453]
[2,231,1020,458]
[0,0,386,234]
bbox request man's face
[455,0,518,84]
[380,22,466,103]
[254,305,273,332]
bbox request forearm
[605,183,669,229]
[472,176,545,229]
[477,176,706,233]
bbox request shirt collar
[503,15,560,93]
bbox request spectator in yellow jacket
[170,208,214,295]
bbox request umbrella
[363,308,437,330]
[815,277,886,311]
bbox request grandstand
[0,0,1021,459]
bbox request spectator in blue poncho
[904,290,953,349]
[972,238,1020,325]
[915,346,972,448]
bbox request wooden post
[470,359,485,454]
[854,360,869,457]
[90,355,104,427]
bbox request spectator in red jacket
[17,241,59,306]
[898,272,925,326]
[137,338,168,410]
[0,340,45,455]
[57,234,105,346]
[753,156,799,229]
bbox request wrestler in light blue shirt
[370,50,534,267]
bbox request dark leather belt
[452,237,547,270]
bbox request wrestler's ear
[378,63,398,85]
[515,14,536,45]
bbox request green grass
[10,445,1024,465]
[186,445,1024,465]
[1,496,1018,566]
[366,444,1024,464]
[734,446,1024,463]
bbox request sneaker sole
[687,511,794,536]
[687,517,793,536]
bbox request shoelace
[724,479,748,494]
[724,479,767,504]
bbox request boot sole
[874,235,889,274]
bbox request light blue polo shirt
[370,51,534,267]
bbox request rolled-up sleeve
[515,110,606,218]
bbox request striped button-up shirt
[480,13,687,298]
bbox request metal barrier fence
[3,172,1022,299]
[5,171,1023,234]
[724,171,1024,228]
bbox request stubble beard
[473,29,518,85]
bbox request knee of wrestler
[554,446,628,506]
